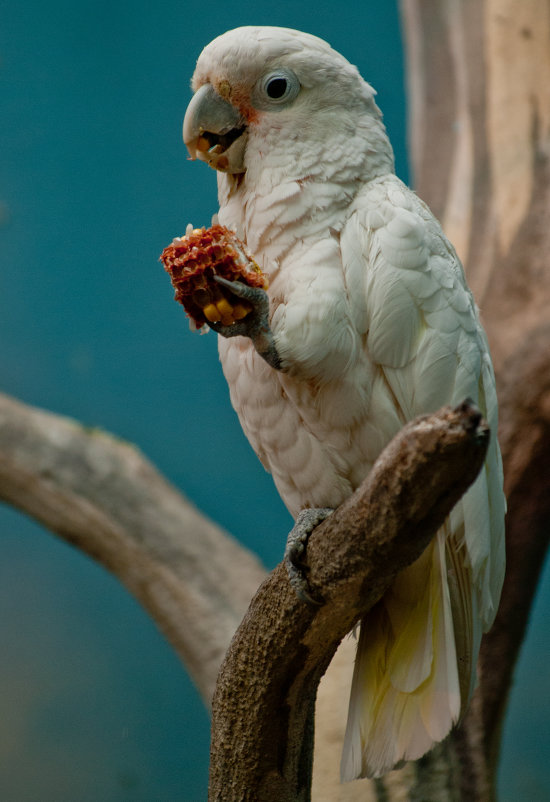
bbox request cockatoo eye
[266,77,289,99]
[257,69,300,107]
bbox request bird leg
[285,507,333,605]
[206,276,282,370]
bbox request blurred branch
[0,391,265,702]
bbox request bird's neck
[217,119,394,266]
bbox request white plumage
[183,26,505,780]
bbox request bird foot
[206,276,282,370]
[285,507,333,606]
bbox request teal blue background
[1,2,548,799]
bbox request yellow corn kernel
[203,303,221,323]
[216,297,234,318]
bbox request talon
[206,273,281,369]
[284,507,333,606]
[213,275,253,299]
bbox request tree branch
[209,402,489,802]
[0,391,265,702]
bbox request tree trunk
[311,2,550,798]
[402,0,550,791]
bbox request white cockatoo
[182,26,505,780]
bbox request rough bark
[209,403,488,802]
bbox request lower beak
[183,83,247,174]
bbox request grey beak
[183,83,248,174]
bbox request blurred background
[0,1,548,799]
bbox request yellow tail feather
[341,529,467,780]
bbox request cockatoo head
[183,26,394,185]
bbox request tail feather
[445,514,482,707]
[341,530,465,781]
[384,545,434,693]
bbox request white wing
[340,176,505,779]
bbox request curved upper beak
[183,83,247,174]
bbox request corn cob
[160,225,268,331]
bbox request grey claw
[208,276,283,371]
[212,275,268,308]
[285,508,333,606]
[206,318,250,338]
